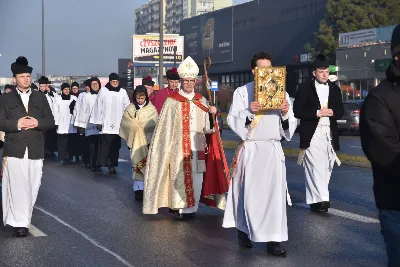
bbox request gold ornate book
[254,66,286,110]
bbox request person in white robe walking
[90,73,130,174]
[53,83,78,165]
[74,77,102,172]
[222,52,297,256]
[293,54,344,213]
[0,56,54,237]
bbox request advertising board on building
[132,34,184,64]
[339,24,396,48]
[180,7,233,65]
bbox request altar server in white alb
[53,83,78,165]
[0,56,54,237]
[293,54,344,213]
[222,52,297,256]
[90,73,130,174]
[74,77,102,172]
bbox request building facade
[336,24,396,101]
[135,0,166,35]
[166,0,232,34]
[180,0,327,98]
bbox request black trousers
[44,128,57,153]
[98,134,121,168]
[57,134,77,161]
[87,135,100,167]
[80,135,90,165]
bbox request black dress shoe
[311,202,329,213]
[238,230,252,248]
[135,190,143,201]
[62,160,69,165]
[173,212,196,221]
[15,227,29,237]
[266,242,287,256]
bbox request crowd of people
[0,24,399,265]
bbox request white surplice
[222,82,297,242]
[2,89,44,228]
[74,92,100,137]
[44,93,55,116]
[89,87,130,135]
[302,81,338,204]
[177,90,212,214]
[53,95,77,134]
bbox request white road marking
[294,203,380,224]
[34,205,135,267]
[349,146,362,149]
[29,224,47,237]
[118,158,129,163]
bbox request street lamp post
[158,0,164,88]
[41,0,45,76]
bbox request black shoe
[173,212,196,221]
[62,160,69,165]
[15,227,29,237]
[310,202,329,213]
[266,242,287,256]
[108,167,116,175]
[135,190,143,201]
[238,230,252,248]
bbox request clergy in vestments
[74,77,102,172]
[119,85,158,201]
[90,73,130,174]
[222,52,297,256]
[143,56,227,220]
[293,54,344,213]
[142,76,156,105]
[38,76,57,159]
[1,56,54,237]
[53,83,78,165]
[151,68,180,114]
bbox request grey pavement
[222,128,364,157]
[0,145,386,267]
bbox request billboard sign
[132,34,184,64]
[180,7,233,65]
[339,24,396,48]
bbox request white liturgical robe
[74,92,100,136]
[89,87,130,135]
[53,95,77,134]
[222,82,297,242]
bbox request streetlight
[158,0,164,88]
[0,54,2,80]
[41,0,45,76]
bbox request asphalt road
[222,129,364,156]
[0,146,385,267]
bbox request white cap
[177,56,199,79]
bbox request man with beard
[90,73,130,174]
[120,85,158,200]
[143,56,226,220]
[293,54,344,213]
[53,83,78,165]
[38,76,57,159]
[151,68,180,114]
[360,24,400,267]
[74,77,102,172]
[0,56,54,237]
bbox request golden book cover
[254,66,286,110]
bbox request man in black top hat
[293,54,344,213]
[0,56,54,237]
[360,24,400,267]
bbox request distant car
[337,100,363,133]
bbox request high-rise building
[134,0,166,35]
[165,0,232,34]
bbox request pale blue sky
[0,0,249,78]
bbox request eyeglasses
[182,80,196,84]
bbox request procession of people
[2,25,400,264]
